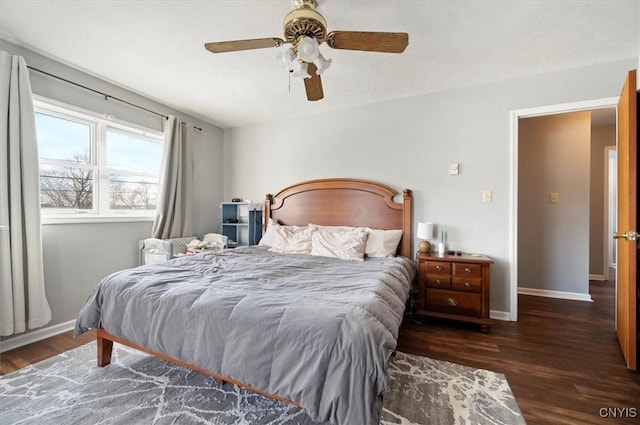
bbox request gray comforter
[75,246,415,425]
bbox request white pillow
[311,227,368,261]
[364,228,403,258]
[259,219,306,247]
[309,224,403,258]
[308,223,358,233]
[269,225,314,254]
[258,219,277,246]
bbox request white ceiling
[0,0,637,128]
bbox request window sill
[42,216,154,225]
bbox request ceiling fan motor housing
[284,0,327,43]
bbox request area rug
[0,343,524,425]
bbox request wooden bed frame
[96,178,412,409]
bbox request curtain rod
[27,65,203,131]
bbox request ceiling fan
[204,0,409,101]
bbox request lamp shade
[291,61,310,79]
[417,222,434,240]
[297,36,320,62]
[279,48,296,70]
[314,53,332,75]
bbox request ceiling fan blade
[325,31,408,53]
[303,63,324,101]
[204,37,286,53]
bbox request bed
[74,178,415,425]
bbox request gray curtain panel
[151,116,194,239]
[0,51,52,336]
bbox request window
[34,99,163,222]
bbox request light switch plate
[550,192,559,203]
[449,163,459,175]
[483,190,492,203]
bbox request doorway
[509,97,618,321]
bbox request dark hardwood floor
[398,280,640,425]
[1,280,638,424]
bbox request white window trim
[42,215,154,225]
[34,97,163,224]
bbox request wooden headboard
[265,178,412,258]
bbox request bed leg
[97,332,113,367]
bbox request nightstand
[416,252,493,330]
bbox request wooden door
[615,69,637,370]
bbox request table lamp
[417,222,434,253]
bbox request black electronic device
[225,218,239,223]
[231,198,242,202]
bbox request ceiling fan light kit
[280,36,332,78]
[204,0,408,101]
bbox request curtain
[0,51,52,336]
[151,116,194,239]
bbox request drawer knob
[464,282,471,288]
[447,298,458,307]
[436,265,443,271]
[435,279,442,285]
[464,267,472,273]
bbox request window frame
[34,97,164,224]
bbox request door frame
[604,145,617,271]
[509,97,618,321]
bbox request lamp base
[419,240,431,253]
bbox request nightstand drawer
[427,276,451,289]
[426,289,482,317]
[416,253,492,329]
[426,262,451,274]
[453,263,482,278]
[452,277,482,292]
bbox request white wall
[224,58,637,317]
[518,112,591,296]
[0,39,225,344]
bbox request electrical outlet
[449,163,459,175]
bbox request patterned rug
[0,343,524,425]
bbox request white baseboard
[0,319,76,353]
[518,287,593,302]
[589,274,607,281]
[490,310,511,321]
